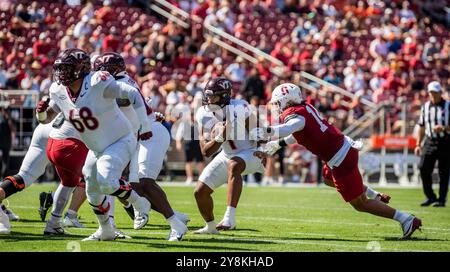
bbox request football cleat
[0,208,11,234]
[174,211,190,225]
[375,193,391,204]
[123,204,135,220]
[167,225,188,242]
[1,205,20,221]
[82,225,116,241]
[133,212,149,230]
[401,216,422,240]
[115,230,132,239]
[216,218,236,231]
[193,225,219,235]
[39,191,53,221]
[62,214,86,228]
[44,221,65,236]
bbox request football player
[93,52,189,241]
[252,83,422,239]
[0,115,87,234]
[194,77,265,234]
[36,48,151,241]
[42,112,89,235]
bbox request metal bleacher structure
[2,0,446,185]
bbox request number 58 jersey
[49,71,133,153]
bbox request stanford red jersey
[281,103,345,162]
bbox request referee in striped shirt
[415,81,450,207]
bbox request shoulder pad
[90,71,113,87]
[49,82,62,95]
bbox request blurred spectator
[32,32,52,58]
[224,56,246,83]
[73,15,92,39]
[28,1,45,24]
[95,0,115,25]
[241,67,265,101]
[103,27,121,52]
[0,60,6,89]
[60,28,76,50]
[422,36,440,66]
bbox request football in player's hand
[211,122,226,139]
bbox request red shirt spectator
[192,1,209,20]
[103,30,120,52]
[33,33,51,58]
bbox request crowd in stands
[0,0,448,184]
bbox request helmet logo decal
[281,86,289,95]
[217,80,231,90]
[72,51,86,60]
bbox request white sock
[167,214,184,230]
[224,206,236,220]
[49,184,75,227]
[66,209,77,218]
[365,187,380,199]
[206,220,216,229]
[393,210,411,224]
[108,196,115,218]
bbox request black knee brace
[89,196,110,215]
[111,179,132,200]
[0,175,25,198]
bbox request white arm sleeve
[271,116,305,138]
[103,80,152,132]
[284,134,298,144]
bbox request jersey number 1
[69,107,99,133]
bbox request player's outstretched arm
[104,80,152,140]
[250,116,305,141]
[269,116,305,138]
[36,97,60,124]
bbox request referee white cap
[427,81,442,93]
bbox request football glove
[263,140,282,156]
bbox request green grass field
[1,183,450,252]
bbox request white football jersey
[48,114,81,140]
[49,71,133,152]
[115,73,153,134]
[195,99,256,154]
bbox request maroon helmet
[93,52,126,77]
[53,48,90,86]
[202,77,232,107]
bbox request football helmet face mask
[202,77,232,108]
[53,48,90,86]
[93,52,126,77]
[270,83,303,116]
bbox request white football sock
[394,210,411,224]
[365,187,380,199]
[167,214,184,231]
[49,184,75,227]
[107,196,116,227]
[206,220,216,229]
[223,206,236,221]
[66,209,77,218]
